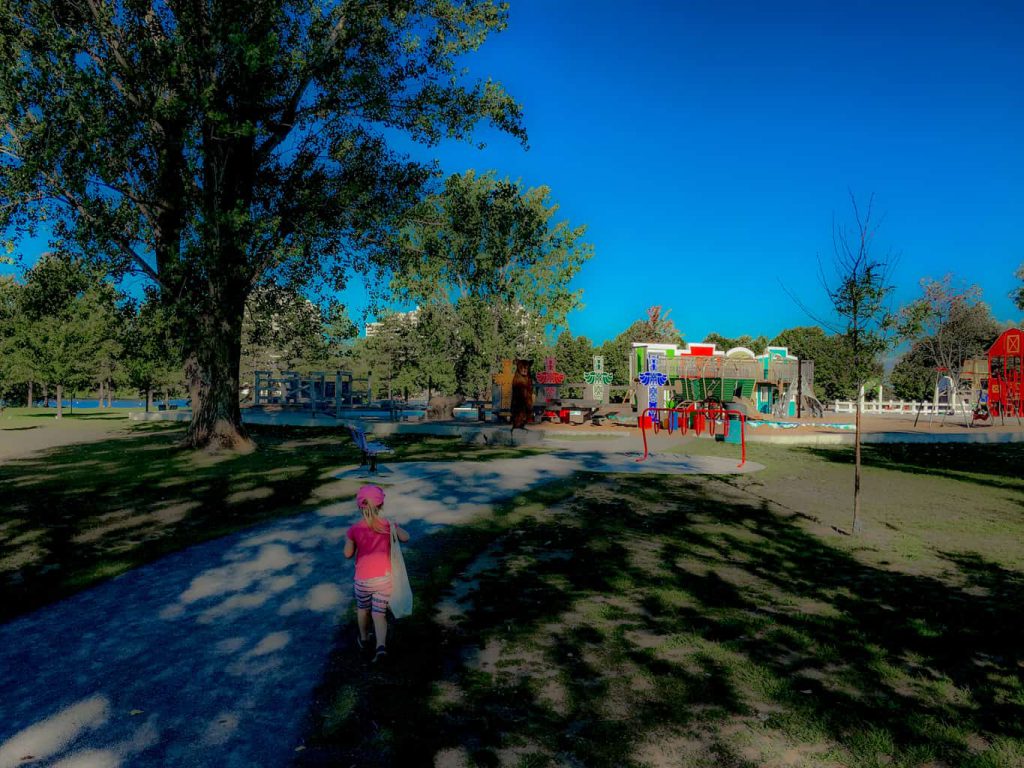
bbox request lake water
[34,399,190,409]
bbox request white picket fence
[832,399,973,416]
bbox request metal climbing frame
[253,370,369,416]
[637,404,747,468]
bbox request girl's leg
[371,609,388,648]
[357,607,371,642]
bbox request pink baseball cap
[356,484,385,509]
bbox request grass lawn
[299,439,1024,768]
[3,414,1023,767]
[0,412,539,622]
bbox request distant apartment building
[364,307,420,338]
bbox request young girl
[344,484,410,662]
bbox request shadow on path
[0,444,757,767]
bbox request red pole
[637,407,652,461]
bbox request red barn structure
[988,329,1023,417]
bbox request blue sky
[7,1,1023,346]
[356,0,1023,345]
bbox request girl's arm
[344,538,355,558]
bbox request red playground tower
[988,329,1023,417]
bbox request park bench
[347,425,393,473]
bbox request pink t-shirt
[346,519,392,580]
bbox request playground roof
[988,328,1023,358]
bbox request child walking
[344,484,410,662]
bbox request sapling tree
[820,194,895,534]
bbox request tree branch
[47,177,168,290]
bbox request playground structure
[486,343,820,427]
[637,404,748,467]
[629,342,821,419]
[491,355,631,425]
[986,328,1023,419]
[251,370,371,417]
[930,328,1023,423]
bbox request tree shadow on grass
[0,423,367,623]
[299,474,1024,767]
[802,443,1024,492]
[0,426,559,624]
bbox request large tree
[889,341,935,402]
[15,254,121,416]
[239,285,355,380]
[361,309,424,401]
[702,332,768,353]
[553,329,594,383]
[122,289,184,410]
[770,325,861,401]
[598,306,684,387]
[388,170,591,395]
[0,274,25,403]
[1,0,524,448]
[896,276,999,405]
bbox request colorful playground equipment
[636,404,748,468]
[987,328,1023,418]
[629,342,820,418]
[491,355,624,425]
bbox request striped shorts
[354,575,392,615]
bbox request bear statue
[510,359,534,430]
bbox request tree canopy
[4,254,123,414]
[597,306,684,386]
[1,0,524,447]
[702,332,769,353]
[896,276,1000,397]
[385,170,591,395]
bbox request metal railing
[832,400,972,415]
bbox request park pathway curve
[0,438,760,768]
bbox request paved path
[0,439,760,768]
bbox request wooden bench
[347,426,394,473]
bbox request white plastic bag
[388,520,413,618]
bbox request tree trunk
[98,380,106,409]
[184,293,252,451]
[146,388,153,412]
[27,380,33,408]
[55,384,63,418]
[852,398,862,534]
